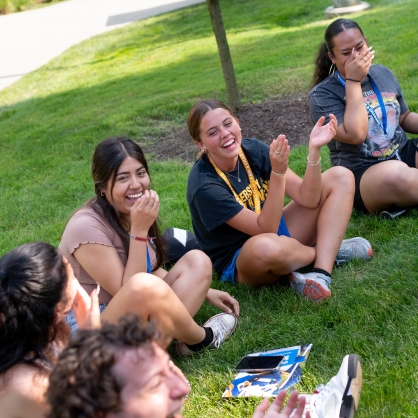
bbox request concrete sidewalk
[0,0,205,91]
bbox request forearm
[226,175,286,236]
[401,111,418,134]
[122,234,148,286]
[338,82,368,144]
[298,148,322,207]
[257,173,286,232]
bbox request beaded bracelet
[271,170,286,177]
[129,234,148,242]
[307,156,321,166]
[345,78,361,83]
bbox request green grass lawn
[0,0,64,14]
[1,0,418,416]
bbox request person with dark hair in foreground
[47,315,362,418]
[310,18,418,214]
[0,242,99,418]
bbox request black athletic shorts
[352,138,418,213]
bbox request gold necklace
[223,159,241,182]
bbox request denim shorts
[65,303,108,332]
[220,214,291,284]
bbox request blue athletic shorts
[220,214,291,284]
[65,303,108,332]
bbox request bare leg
[236,234,316,286]
[360,160,418,213]
[162,250,212,317]
[284,166,354,274]
[101,273,205,349]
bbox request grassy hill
[1,0,418,416]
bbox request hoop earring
[100,191,105,197]
[329,63,335,76]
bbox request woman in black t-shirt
[187,99,372,303]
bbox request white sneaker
[300,354,362,418]
[175,313,237,357]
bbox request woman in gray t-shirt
[310,18,418,213]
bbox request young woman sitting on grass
[59,136,239,356]
[310,18,418,214]
[0,242,99,418]
[186,99,373,303]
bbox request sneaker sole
[340,354,362,418]
[303,278,331,303]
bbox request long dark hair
[0,242,68,376]
[86,137,164,270]
[312,18,365,87]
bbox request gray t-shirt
[309,64,409,172]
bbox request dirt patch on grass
[147,93,313,163]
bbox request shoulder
[242,138,269,157]
[60,206,118,254]
[309,75,339,95]
[370,64,402,84]
[370,64,394,76]
[187,156,221,191]
[0,365,49,418]
[64,206,110,233]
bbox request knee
[126,272,171,301]
[180,250,212,282]
[324,166,354,194]
[248,234,289,263]
[384,163,412,192]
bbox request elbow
[306,199,321,209]
[341,123,368,145]
[351,135,366,145]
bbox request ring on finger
[362,58,367,63]
[274,150,280,154]
[147,203,153,206]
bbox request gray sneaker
[335,237,373,266]
[290,271,331,303]
[175,313,237,357]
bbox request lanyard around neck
[207,148,262,214]
[336,71,387,135]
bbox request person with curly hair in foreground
[47,315,362,418]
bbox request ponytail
[312,42,332,87]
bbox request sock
[311,267,332,279]
[185,327,214,352]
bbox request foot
[290,272,331,303]
[175,313,237,357]
[335,237,373,266]
[301,354,362,418]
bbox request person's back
[0,242,74,418]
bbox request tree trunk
[206,0,241,111]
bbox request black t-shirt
[187,138,271,275]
